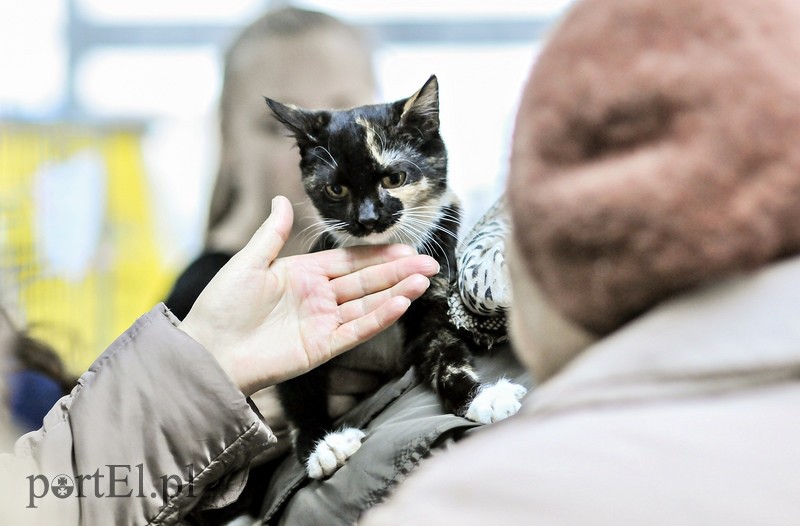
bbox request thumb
[241,196,294,265]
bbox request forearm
[2,304,276,525]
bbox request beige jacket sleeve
[1,304,276,525]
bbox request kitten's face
[266,75,449,246]
[214,27,375,256]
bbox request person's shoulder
[165,251,234,320]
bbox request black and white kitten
[266,75,526,479]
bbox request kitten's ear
[398,75,440,134]
[264,98,327,146]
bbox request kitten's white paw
[305,427,366,480]
[465,379,527,424]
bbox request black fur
[267,75,482,468]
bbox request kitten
[266,75,526,479]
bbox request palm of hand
[262,256,346,379]
[179,196,437,396]
[196,253,346,394]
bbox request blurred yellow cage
[0,122,177,374]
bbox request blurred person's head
[0,306,76,438]
[505,0,800,380]
[206,7,376,256]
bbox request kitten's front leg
[405,278,527,423]
[277,368,366,479]
[423,328,526,424]
[403,277,478,414]
[464,377,528,424]
[417,324,481,415]
[305,427,366,480]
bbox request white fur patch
[305,427,366,479]
[334,227,400,247]
[465,379,527,424]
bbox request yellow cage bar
[0,122,176,374]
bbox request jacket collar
[526,255,800,417]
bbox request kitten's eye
[324,184,349,200]
[381,171,407,189]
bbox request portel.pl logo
[26,464,196,509]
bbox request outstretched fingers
[330,254,439,303]
[313,244,423,279]
[329,295,412,356]
[337,274,430,324]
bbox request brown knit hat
[508,0,800,335]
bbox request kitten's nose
[358,202,379,230]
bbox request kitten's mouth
[335,221,400,246]
[349,223,390,237]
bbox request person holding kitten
[6,0,800,523]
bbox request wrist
[178,318,242,393]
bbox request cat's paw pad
[305,427,366,480]
[465,379,527,424]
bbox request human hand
[179,196,439,396]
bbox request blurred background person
[1,307,76,435]
[165,6,377,320]
[206,6,376,259]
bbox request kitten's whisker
[393,205,458,279]
[399,210,459,243]
[304,230,325,253]
[297,221,328,239]
[401,204,459,218]
[297,220,334,252]
[400,219,439,262]
[394,218,423,244]
[375,127,386,151]
[404,205,460,216]
[427,235,453,279]
[404,222,457,243]
[385,157,424,177]
[398,216,454,278]
[310,147,337,171]
[402,213,460,238]
[403,159,424,177]
[299,218,347,238]
[404,210,462,235]
[395,221,427,254]
[326,141,339,168]
[301,218,351,252]
[430,223,460,241]
[291,197,313,207]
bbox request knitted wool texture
[508,0,800,334]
